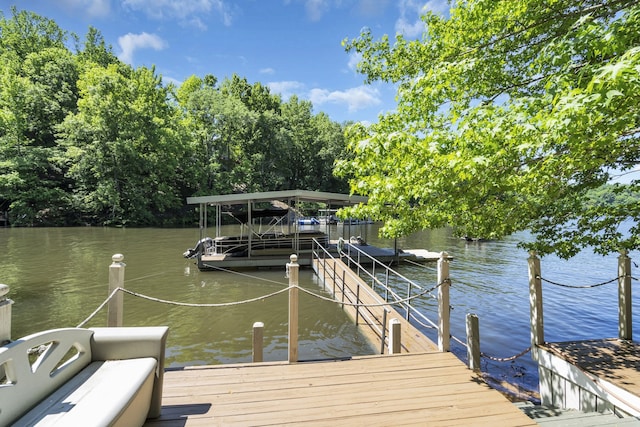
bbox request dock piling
[108,254,125,327]
[389,318,401,354]
[618,250,632,340]
[528,251,544,361]
[437,252,451,352]
[252,322,264,363]
[466,313,481,371]
[0,284,13,345]
[287,255,299,363]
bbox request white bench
[0,326,168,426]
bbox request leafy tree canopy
[338,0,640,258]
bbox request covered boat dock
[186,190,368,270]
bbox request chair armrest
[90,326,169,418]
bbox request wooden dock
[539,339,640,415]
[144,352,536,426]
[141,252,538,426]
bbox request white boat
[298,217,320,225]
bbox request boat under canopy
[185,190,368,270]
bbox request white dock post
[528,251,544,361]
[466,313,481,371]
[437,252,450,352]
[389,318,401,354]
[253,322,264,363]
[0,284,13,344]
[288,254,299,363]
[618,250,632,340]
[108,254,125,327]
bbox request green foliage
[0,9,350,226]
[339,0,640,258]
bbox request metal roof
[186,190,367,206]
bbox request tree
[59,64,186,225]
[0,10,77,225]
[338,0,640,258]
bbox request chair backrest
[0,328,93,425]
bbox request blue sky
[3,0,449,124]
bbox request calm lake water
[2,225,638,394]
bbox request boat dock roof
[187,189,368,206]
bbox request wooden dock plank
[543,339,640,398]
[145,353,536,426]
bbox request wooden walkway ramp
[313,256,438,354]
[144,352,536,426]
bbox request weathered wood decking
[540,339,640,414]
[543,339,640,394]
[144,352,536,426]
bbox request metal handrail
[340,243,438,326]
[312,241,389,351]
[311,239,439,352]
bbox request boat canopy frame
[187,190,368,258]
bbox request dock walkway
[145,352,536,426]
[313,256,438,354]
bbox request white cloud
[347,52,362,72]
[260,68,276,75]
[356,0,391,17]
[267,81,306,99]
[309,86,381,112]
[305,0,330,21]
[117,32,168,64]
[122,0,233,28]
[395,0,449,38]
[269,80,383,114]
[58,0,111,18]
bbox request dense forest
[0,9,350,227]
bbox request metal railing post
[355,284,361,325]
[380,309,388,354]
[406,282,412,321]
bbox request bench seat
[13,357,157,427]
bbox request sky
[2,0,450,124]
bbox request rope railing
[76,279,449,330]
[537,274,638,289]
[481,347,531,362]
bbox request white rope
[120,286,292,307]
[76,285,293,327]
[76,287,120,328]
[78,279,448,327]
[201,262,291,286]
